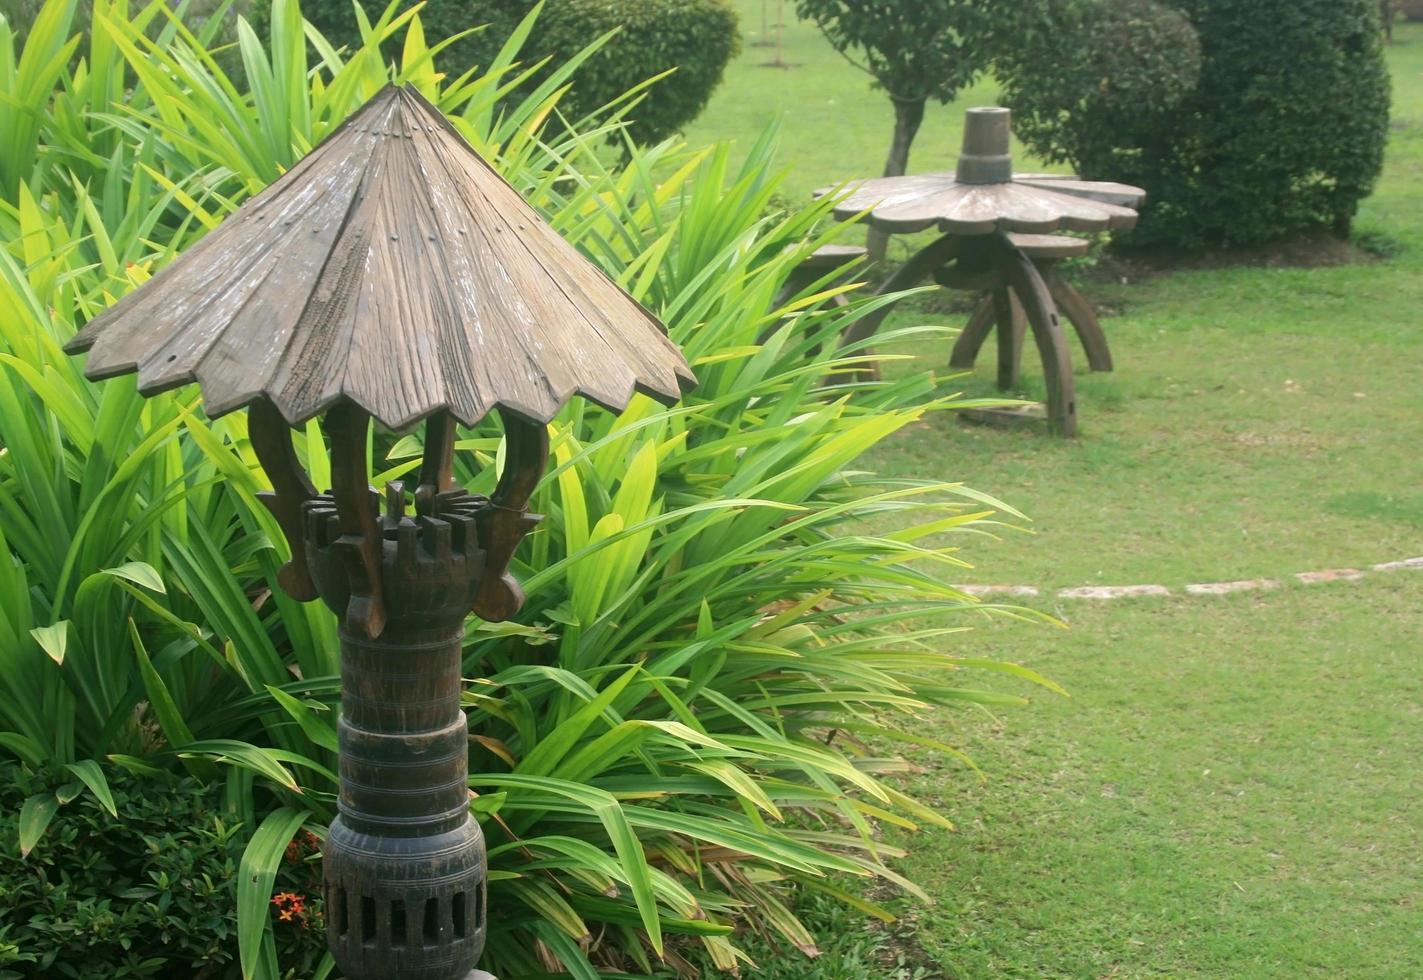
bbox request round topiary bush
[1000,0,1201,196]
[296,0,740,145]
[999,0,1391,248]
[534,0,740,142]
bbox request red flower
[272,891,306,922]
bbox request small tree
[794,0,1019,261]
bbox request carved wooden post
[64,84,695,979]
[288,403,544,979]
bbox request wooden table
[821,108,1145,437]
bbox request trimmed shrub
[999,0,1391,247]
[0,0,249,62]
[298,0,741,144]
[0,763,324,979]
[536,0,741,142]
[999,0,1201,182]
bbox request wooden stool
[949,233,1112,390]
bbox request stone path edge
[956,557,1423,601]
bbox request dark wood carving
[303,443,489,979]
[992,233,1078,437]
[250,399,319,601]
[472,414,547,623]
[325,401,387,639]
[951,232,1114,380]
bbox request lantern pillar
[63,83,696,979]
[251,402,547,980]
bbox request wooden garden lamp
[65,85,695,980]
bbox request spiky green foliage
[0,1,1051,975]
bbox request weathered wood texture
[994,233,1078,436]
[66,84,695,431]
[956,107,1013,184]
[818,109,1140,435]
[308,480,490,980]
[62,84,702,980]
[817,109,1145,236]
[1011,174,1148,209]
[796,243,871,269]
[828,175,1141,235]
[1002,232,1091,259]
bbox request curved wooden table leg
[1045,266,1113,372]
[837,233,962,381]
[950,293,994,369]
[992,235,1078,437]
[993,287,1025,391]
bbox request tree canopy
[793,0,997,106]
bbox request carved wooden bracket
[325,401,386,639]
[472,412,546,623]
[414,410,458,516]
[249,399,319,602]
[249,401,545,634]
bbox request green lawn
[685,6,1423,977]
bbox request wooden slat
[858,184,970,233]
[829,174,956,221]
[196,124,381,416]
[938,185,1020,235]
[799,244,868,269]
[1006,233,1091,259]
[1013,173,1147,208]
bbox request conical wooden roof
[66,85,696,429]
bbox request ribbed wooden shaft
[306,490,490,980]
[336,622,470,837]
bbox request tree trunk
[1382,0,1394,41]
[867,96,927,265]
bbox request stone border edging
[958,557,1423,601]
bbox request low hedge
[0,763,323,979]
[296,0,741,144]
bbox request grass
[905,578,1423,979]
[686,6,1423,977]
